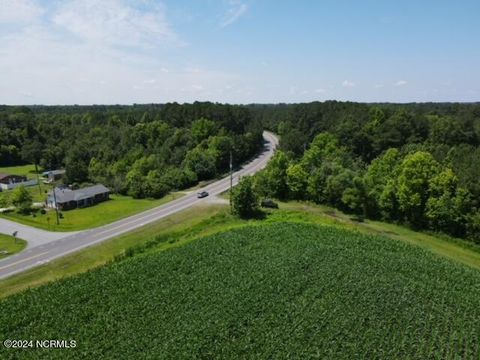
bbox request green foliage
[466,211,480,243]
[363,148,401,217]
[286,163,308,199]
[183,146,217,181]
[262,151,290,199]
[0,103,263,201]
[191,117,218,145]
[396,152,440,226]
[231,176,259,218]
[145,170,170,198]
[10,186,32,214]
[2,223,480,359]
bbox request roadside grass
[2,200,480,299]
[0,193,182,231]
[0,204,227,298]
[278,201,480,270]
[0,234,27,260]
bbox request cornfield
[1,223,479,359]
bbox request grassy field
[0,164,45,204]
[0,164,40,178]
[0,193,182,231]
[0,234,26,260]
[1,223,480,359]
[2,201,480,299]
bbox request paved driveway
[0,218,77,248]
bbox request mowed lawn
[0,164,39,178]
[0,233,27,259]
[0,164,46,203]
[0,193,182,231]
[0,164,187,231]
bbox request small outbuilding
[0,173,27,185]
[0,173,38,191]
[42,169,66,183]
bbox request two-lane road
[0,131,278,280]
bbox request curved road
[0,131,278,280]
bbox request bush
[261,199,279,209]
[231,176,260,218]
[467,211,480,243]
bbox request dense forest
[249,101,480,243]
[0,103,263,199]
[1,101,480,242]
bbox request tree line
[248,102,480,243]
[0,103,263,199]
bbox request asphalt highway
[0,131,278,280]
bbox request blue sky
[1,0,479,104]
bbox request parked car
[261,198,278,209]
[197,191,209,198]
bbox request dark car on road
[197,191,209,198]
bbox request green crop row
[1,223,479,359]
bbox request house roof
[0,173,26,178]
[50,184,110,204]
[42,169,66,176]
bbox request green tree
[426,169,472,236]
[264,151,290,199]
[363,148,402,218]
[191,118,218,145]
[466,211,480,243]
[397,151,440,227]
[125,168,146,198]
[208,135,233,170]
[11,186,32,214]
[253,170,271,198]
[183,147,217,181]
[145,170,170,198]
[286,163,308,199]
[20,138,43,195]
[0,191,11,208]
[231,176,259,218]
[341,175,368,215]
[301,132,342,171]
[88,158,110,185]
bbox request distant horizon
[2,0,480,104]
[3,100,480,107]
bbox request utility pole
[229,150,233,213]
[34,163,42,196]
[52,186,60,225]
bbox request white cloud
[342,80,355,88]
[0,1,244,105]
[52,0,179,48]
[394,80,407,87]
[314,88,326,93]
[0,0,44,24]
[374,83,384,88]
[221,0,248,28]
[191,84,205,91]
